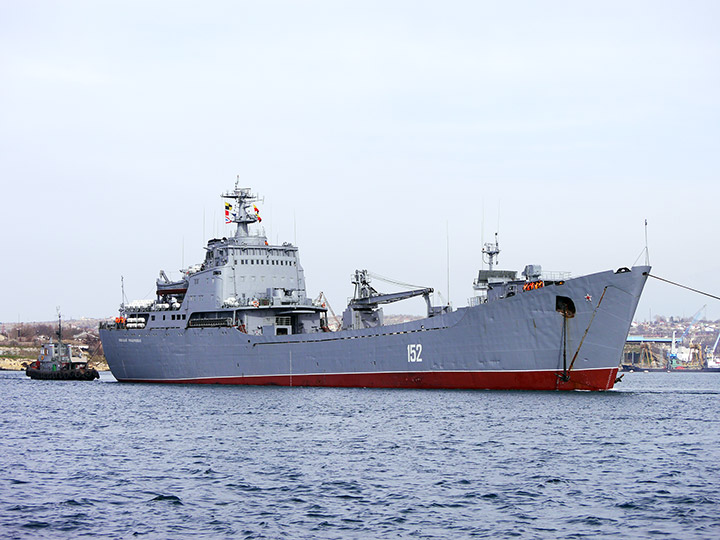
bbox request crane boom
[350,287,434,308]
[712,332,720,356]
[348,269,434,314]
[680,304,706,343]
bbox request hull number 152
[407,344,423,362]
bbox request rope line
[645,273,720,302]
[367,271,427,291]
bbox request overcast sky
[1,1,719,323]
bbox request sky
[1,1,719,323]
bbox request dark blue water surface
[1,371,719,539]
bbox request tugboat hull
[25,367,100,381]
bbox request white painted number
[407,344,423,362]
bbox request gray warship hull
[100,266,649,391]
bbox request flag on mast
[224,202,233,223]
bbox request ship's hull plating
[100,266,649,391]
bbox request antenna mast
[483,233,500,270]
[56,306,62,341]
[446,220,450,306]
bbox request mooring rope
[644,272,720,302]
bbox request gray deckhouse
[118,183,463,338]
[122,183,326,336]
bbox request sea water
[1,371,718,539]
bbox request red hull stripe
[119,367,619,391]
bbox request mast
[483,233,500,270]
[56,307,62,342]
[221,178,264,241]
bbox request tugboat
[25,312,100,381]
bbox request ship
[26,312,100,381]
[99,182,650,391]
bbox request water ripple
[0,371,719,538]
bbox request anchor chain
[558,286,609,382]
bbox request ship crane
[348,269,434,313]
[314,291,340,331]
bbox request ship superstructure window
[276,316,292,335]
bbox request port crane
[706,332,720,365]
[679,304,706,344]
[670,304,706,366]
